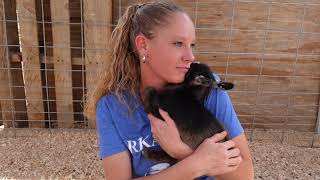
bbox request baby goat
[143,62,234,163]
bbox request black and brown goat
[142,62,234,163]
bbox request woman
[85,1,254,179]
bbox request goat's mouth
[191,75,213,87]
[191,75,234,90]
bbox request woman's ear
[135,34,148,56]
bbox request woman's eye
[174,42,183,47]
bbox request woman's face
[142,12,196,86]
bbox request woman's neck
[140,67,167,97]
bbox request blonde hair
[84,1,184,127]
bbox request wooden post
[16,0,45,128]
[316,98,320,134]
[50,0,74,128]
[0,0,15,128]
[83,0,112,92]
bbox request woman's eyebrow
[172,35,195,43]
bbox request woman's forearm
[174,141,194,160]
[215,134,254,180]
[215,156,254,180]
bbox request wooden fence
[0,0,112,128]
[0,0,319,139]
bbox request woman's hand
[190,131,242,177]
[148,109,193,160]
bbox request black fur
[142,62,234,163]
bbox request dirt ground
[0,128,319,180]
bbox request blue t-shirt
[96,76,244,179]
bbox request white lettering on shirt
[127,135,157,153]
[127,140,138,153]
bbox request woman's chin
[170,76,185,84]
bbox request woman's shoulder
[98,93,117,104]
[97,92,140,114]
[205,73,231,107]
[211,72,221,82]
[97,92,131,106]
[97,94,115,109]
[96,93,129,114]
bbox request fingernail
[148,114,154,121]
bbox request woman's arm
[102,132,242,180]
[203,87,254,179]
[215,133,254,180]
[102,150,201,180]
[102,151,132,179]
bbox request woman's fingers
[159,108,175,126]
[227,147,241,158]
[227,155,242,167]
[223,140,236,150]
[148,111,172,141]
[207,131,228,143]
[148,114,156,133]
[149,114,165,128]
[148,114,155,124]
[149,109,176,130]
[147,110,187,159]
[159,108,169,118]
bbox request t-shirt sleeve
[205,74,244,139]
[96,97,127,160]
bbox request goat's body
[147,85,225,150]
[143,63,232,163]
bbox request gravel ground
[0,128,319,180]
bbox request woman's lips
[177,67,189,73]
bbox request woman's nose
[182,47,195,62]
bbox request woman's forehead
[154,13,195,40]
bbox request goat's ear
[143,87,157,112]
[143,87,162,120]
[217,82,234,90]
